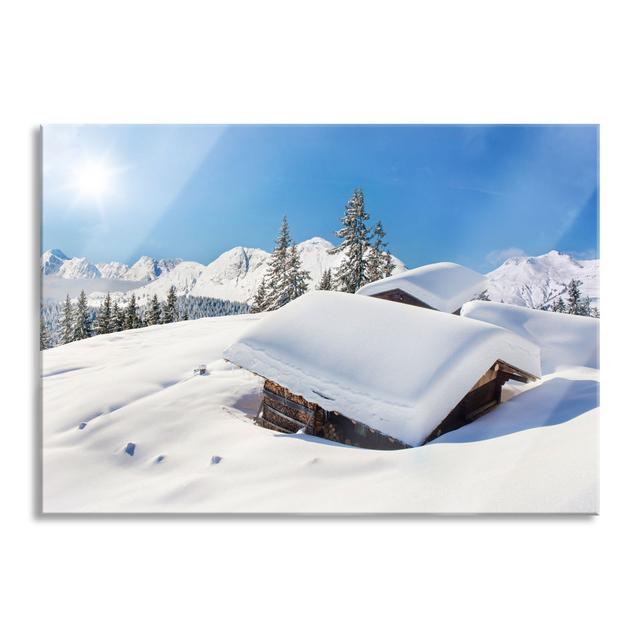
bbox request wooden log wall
[258,359,536,449]
[371,288,435,310]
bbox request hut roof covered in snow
[224,291,540,446]
[356,262,488,313]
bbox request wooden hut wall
[423,360,535,443]
[371,288,435,310]
[259,380,409,449]
[258,360,536,449]
[315,413,410,450]
[261,380,322,434]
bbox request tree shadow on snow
[432,377,599,444]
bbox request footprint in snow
[155,455,165,464]
[78,422,87,430]
[210,455,223,465]
[124,442,136,456]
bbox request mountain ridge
[41,242,599,310]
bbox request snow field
[43,304,598,513]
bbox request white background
[1,1,638,638]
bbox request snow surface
[224,291,540,446]
[461,300,599,374]
[42,309,598,513]
[356,262,488,313]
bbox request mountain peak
[44,248,69,260]
[299,236,335,249]
[486,249,598,309]
[42,248,70,275]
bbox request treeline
[41,286,249,349]
[544,278,599,317]
[252,187,393,313]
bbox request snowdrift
[224,291,540,446]
[461,301,599,374]
[42,313,598,513]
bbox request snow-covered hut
[356,262,488,314]
[224,291,540,449]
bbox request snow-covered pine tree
[551,297,567,313]
[382,249,394,278]
[580,295,592,317]
[365,221,393,283]
[73,290,92,341]
[95,292,112,334]
[330,188,371,292]
[40,315,50,350]
[58,294,75,344]
[261,216,292,310]
[181,307,189,321]
[474,290,491,301]
[566,279,583,315]
[317,269,333,291]
[145,293,162,326]
[124,293,140,330]
[110,301,123,332]
[251,278,268,313]
[365,230,383,284]
[282,242,310,303]
[162,285,178,323]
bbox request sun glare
[71,159,115,199]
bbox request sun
[71,158,115,199]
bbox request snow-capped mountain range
[42,241,599,310]
[42,249,181,283]
[485,250,599,309]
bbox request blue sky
[42,124,598,272]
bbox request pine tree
[40,316,50,350]
[73,290,92,341]
[58,294,75,344]
[162,285,178,323]
[330,188,371,292]
[119,305,127,329]
[551,297,567,313]
[110,301,124,332]
[580,296,592,317]
[145,294,162,326]
[282,242,310,303]
[566,279,583,315]
[261,216,292,311]
[365,221,393,283]
[181,307,189,321]
[251,278,268,313]
[382,250,394,278]
[95,292,112,334]
[124,293,140,330]
[317,269,333,291]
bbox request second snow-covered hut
[224,291,540,449]
[356,261,488,314]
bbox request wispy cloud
[448,183,504,198]
[485,246,527,266]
